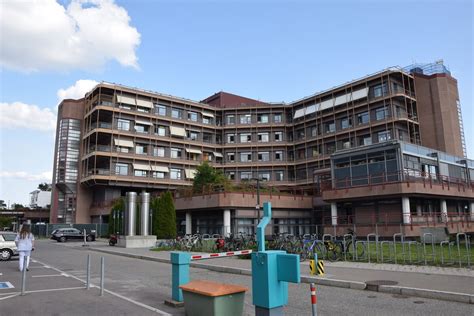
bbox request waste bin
[180,280,248,316]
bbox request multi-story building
[50,61,474,237]
[29,190,51,209]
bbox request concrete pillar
[331,203,338,226]
[140,192,150,236]
[470,202,474,221]
[416,204,422,217]
[223,209,231,237]
[402,197,411,224]
[440,199,448,223]
[125,192,137,236]
[185,212,192,235]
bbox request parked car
[0,231,18,261]
[51,228,96,242]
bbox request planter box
[180,280,247,316]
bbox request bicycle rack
[366,233,379,263]
[380,241,394,263]
[355,240,367,261]
[322,234,333,260]
[343,234,355,261]
[406,241,421,264]
[422,233,435,265]
[440,240,454,265]
[393,233,405,264]
[456,233,471,268]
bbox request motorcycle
[109,233,118,246]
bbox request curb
[88,247,473,304]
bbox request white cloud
[0,102,57,132]
[0,171,52,182]
[0,0,141,72]
[57,79,99,101]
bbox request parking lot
[0,255,169,315]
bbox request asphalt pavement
[1,240,473,316]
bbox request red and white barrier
[191,250,252,261]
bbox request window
[119,104,131,110]
[171,108,182,119]
[341,118,351,129]
[258,152,270,162]
[116,146,129,153]
[170,168,182,180]
[226,115,235,125]
[240,133,252,143]
[227,134,235,143]
[361,136,372,146]
[275,171,284,181]
[203,116,210,124]
[240,152,252,162]
[378,131,392,143]
[155,126,166,136]
[117,119,130,131]
[187,111,198,122]
[227,152,235,162]
[325,122,336,133]
[203,133,212,143]
[259,172,271,181]
[227,172,235,180]
[257,114,269,123]
[155,104,167,116]
[373,83,388,98]
[152,171,165,179]
[137,107,150,113]
[134,124,147,133]
[134,170,147,177]
[135,144,147,155]
[153,147,165,157]
[171,148,182,158]
[241,172,252,180]
[297,129,305,139]
[275,151,283,161]
[115,163,128,175]
[357,112,369,124]
[375,107,389,120]
[258,132,269,142]
[274,114,282,123]
[187,131,199,141]
[240,114,251,124]
[310,126,317,137]
[275,132,283,142]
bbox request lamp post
[251,177,262,222]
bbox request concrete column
[140,192,150,236]
[125,192,137,236]
[470,202,474,221]
[223,209,231,237]
[331,203,338,226]
[440,199,448,222]
[185,212,192,235]
[416,204,422,217]
[402,197,411,224]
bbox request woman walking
[15,224,35,272]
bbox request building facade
[50,61,473,236]
[29,190,52,209]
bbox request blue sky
[0,0,472,206]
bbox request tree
[192,161,229,193]
[155,191,176,239]
[0,200,6,209]
[38,183,52,191]
[108,198,125,236]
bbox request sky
[0,0,473,206]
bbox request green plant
[192,161,230,193]
[108,198,124,236]
[155,191,177,239]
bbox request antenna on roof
[435,59,444,65]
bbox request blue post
[170,252,191,302]
[252,202,300,316]
[257,202,271,252]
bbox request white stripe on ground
[31,274,66,278]
[0,293,20,300]
[32,259,172,316]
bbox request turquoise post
[171,252,191,302]
[256,202,271,252]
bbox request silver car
[0,232,18,261]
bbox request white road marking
[33,258,172,316]
[0,293,20,300]
[31,274,65,278]
[0,273,3,276]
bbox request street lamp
[250,177,265,222]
